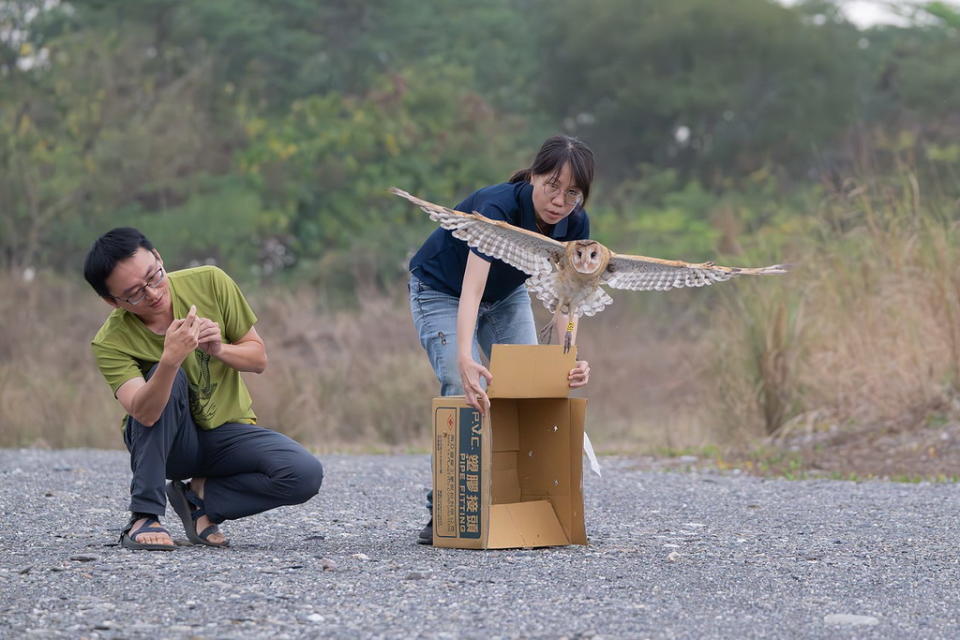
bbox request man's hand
[568,360,590,388]
[160,304,200,367]
[196,317,223,356]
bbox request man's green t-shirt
[91,266,258,430]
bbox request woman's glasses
[542,180,583,207]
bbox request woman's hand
[568,360,590,388]
[459,355,493,415]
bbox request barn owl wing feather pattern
[603,253,787,292]
[392,187,565,277]
[526,274,561,313]
[580,286,615,316]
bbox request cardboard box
[432,344,588,549]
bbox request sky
[781,0,960,27]
[843,1,909,26]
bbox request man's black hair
[83,227,155,299]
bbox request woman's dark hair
[509,135,596,205]
[83,227,155,299]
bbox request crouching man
[84,227,323,550]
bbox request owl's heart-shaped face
[569,240,607,275]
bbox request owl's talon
[537,320,554,344]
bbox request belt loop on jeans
[410,269,424,293]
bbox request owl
[393,188,787,351]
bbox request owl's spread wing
[391,187,565,277]
[603,252,787,291]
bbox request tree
[535,0,861,185]
[237,63,532,288]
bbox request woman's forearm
[459,252,492,360]
[457,293,482,359]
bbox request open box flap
[485,500,571,548]
[487,344,578,399]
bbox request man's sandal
[119,517,177,551]
[165,480,229,548]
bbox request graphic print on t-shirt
[188,349,219,422]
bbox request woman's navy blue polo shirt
[409,181,590,302]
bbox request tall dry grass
[0,271,123,448]
[704,171,960,442]
[241,287,438,451]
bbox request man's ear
[102,296,120,309]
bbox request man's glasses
[115,263,166,305]
[542,180,583,207]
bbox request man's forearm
[129,360,180,426]
[214,341,267,374]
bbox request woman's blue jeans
[409,272,539,519]
[408,273,538,396]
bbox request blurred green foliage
[2,0,959,294]
[537,0,861,183]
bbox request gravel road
[1,449,958,639]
